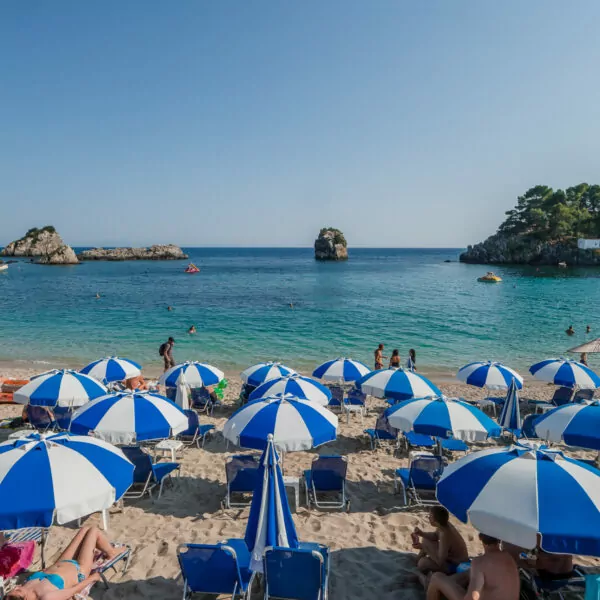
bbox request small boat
[184,263,200,274]
[477,271,502,283]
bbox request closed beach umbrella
[529,358,600,389]
[249,374,332,406]
[245,435,298,572]
[0,432,134,529]
[174,373,190,411]
[14,369,107,408]
[70,391,188,445]
[80,356,142,383]
[159,361,224,388]
[357,368,441,401]
[223,393,338,452]
[241,362,296,387]
[498,380,522,434]
[456,361,523,390]
[534,401,600,449]
[437,443,600,555]
[312,358,370,383]
[385,396,501,442]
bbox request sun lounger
[402,431,436,452]
[326,385,344,411]
[24,406,55,432]
[573,388,595,402]
[342,389,366,423]
[394,455,444,507]
[224,455,260,509]
[177,540,253,599]
[264,543,330,600]
[52,406,74,431]
[73,544,131,599]
[191,388,220,416]
[178,410,215,449]
[121,446,180,500]
[364,414,399,450]
[439,438,468,455]
[3,527,49,568]
[304,455,349,511]
[519,565,586,600]
[239,383,256,406]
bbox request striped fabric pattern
[457,361,523,390]
[357,368,441,401]
[249,375,332,406]
[312,358,370,382]
[80,357,142,383]
[529,358,600,389]
[159,361,224,388]
[240,362,296,387]
[534,401,600,449]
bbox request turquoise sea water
[1,248,599,375]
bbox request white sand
[1,374,598,599]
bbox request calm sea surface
[1,248,599,375]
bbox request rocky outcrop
[77,244,188,261]
[460,234,600,266]
[314,228,348,261]
[1,226,79,265]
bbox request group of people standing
[374,344,416,371]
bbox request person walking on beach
[389,349,401,369]
[374,344,387,370]
[407,348,417,371]
[159,337,175,371]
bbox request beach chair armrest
[151,462,180,482]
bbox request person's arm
[436,530,450,564]
[43,573,101,600]
[419,529,439,542]
[464,560,484,600]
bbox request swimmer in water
[587,325,591,334]
[566,325,575,336]
[167,306,173,311]
[188,325,196,334]
[95,292,101,299]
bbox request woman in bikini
[7,526,120,600]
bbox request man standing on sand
[160,337,175,371]
[374,343,387,370]
[426,533,519,600]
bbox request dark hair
[479,533,500,546]
[409,348,416,361]
[378,343,384,349]
[168,337,175,343]
[391,349,399,357]
[430,506,449,526]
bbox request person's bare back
[441,523,469,565]
[469,549,519,600]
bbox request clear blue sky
[2,1,599,247]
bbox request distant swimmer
[566,325,575,336]
[289,302,294,309]
[587,324,592,334]
[188,325,196,334]
[167,305,173,311]
[95,292,101,299]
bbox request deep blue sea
[1,248,599,376]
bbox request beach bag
[0,541,35,578]
[586,574,600,600]
[159,343,167,357]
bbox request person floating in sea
[159,337,175,371]
[566,325,575,336]
[167,305,173,312]
[407,348,417,371]
[188,325,196,334]
[389,349,401,369]
[374,343,387,370]
[587,324,592,334]
[95,292,101,299]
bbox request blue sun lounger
[304,455,349,511]
[264,543,330,600]
[178,410,215,449]
[364,414,399,450]
[394,455,444,507]
[121,446,180,500]
[225,455,260,509]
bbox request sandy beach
[1,373,598,600]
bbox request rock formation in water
[77,244,188,261]
[1,226,79,265]
[314,228,348,261]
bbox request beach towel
[0,541,35,578]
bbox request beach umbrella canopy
[529,358,600,389]
[13,369,107,408]
[80,356,142,383]
[241,362,296,387]
[456,361,523,390]
[70,391,188,445]
[0,432,134,529]
[249,374,332,406]
[312,358,370,383]
[534,401,600,450]
[385,396,501,442]
[223,393,338,452]
[159,361,224,388]
[245,435,298,572]
[568,338,600,354]
[357,368,441,401]
[498,380,522,434]
[437,443,600,555]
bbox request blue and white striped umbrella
[241,362,296,387]
[13,369,107,408]
[223,394,338,452]
[70,391,189,445]
[312,358,370,383]
[80,356,142,383]
[530,358,600,389]
[457,361,523,390]
[159,361,224,388]
[437,443,600,555]
[357,368,441,401]
[249,375,332,406]
[245,435,298,573]
[0,432,133,529]
[498,379,522,433]
[534,401,600,449]
[385,396,501,441]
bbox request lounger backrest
[121,446,152,483]
[410,456,443,490]
[574,388,594,402]
[521,414,539,439]
[374,414,398,438]
[264,547,324,600]
[53,406,73,431]
[346,389,366,405]
[177,544,242,595]
[180,410,199,437]
[552,387,574,406]
[328,386,344,403]
[241,383,256,401]
[226,455,259,492]
[26,406,54,430]
[405,431,435,448]
[165,387,177,401]
[191,387,211,407]
[311,456,347,491]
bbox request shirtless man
[413,506,469,586]
[426,533,520,600]
[374,343,387,370]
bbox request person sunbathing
[413,506,469,585]
[6,526,120,600]
[426,533,519,600]
[124,375,148,391]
